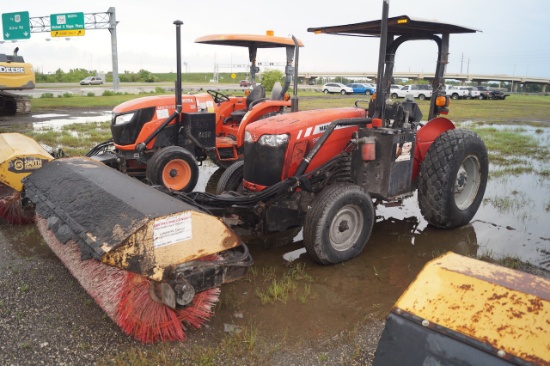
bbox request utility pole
[108,7,119,91]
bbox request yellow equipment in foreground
[0,48,35,115]
[0,133,53,191]
[0,133,53,224]
[374,252,550,365]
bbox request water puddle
[32,111,112,130]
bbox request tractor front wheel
[418,129,488,228]
[146,146,199,192]
[215,160,244,194]
[304,183,374,265]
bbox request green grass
[483,191,534,214]
[28,87,550,123]
[253,263,314,305]
[98,325,271,366]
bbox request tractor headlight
[258,134,289,147]
[244,130,252,143]
[113,112,135,126]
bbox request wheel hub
[454,155,481,210]
[455,167,467,194]
[330,205,363,252]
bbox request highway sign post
[50,12,85,37]
[2,11,31,40]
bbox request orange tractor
[89,27,302,192]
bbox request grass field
[30,90,550,123]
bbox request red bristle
[0,184,35,225]
[35,215,220,343]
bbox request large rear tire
[303,183,375,265]
[146,146,199,192]
[418,129,488,228]
[215,160,244,194]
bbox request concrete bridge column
[542,85,547,93]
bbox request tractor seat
[401,99,423,123]
[269,82,283,101]
[230,85,266,122]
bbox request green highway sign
[2,11,31,40]
[50,12,85,35]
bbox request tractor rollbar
[295,117,372,175]
[373,0,389,120]
[136,20,184,153]
[291,35,300,112]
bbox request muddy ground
[0,108,549,365]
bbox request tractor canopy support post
[374,0,390,120]
[291,35,300,112]
[174,20,184,146]
[174,20,183,115]
[248,47,258,85]
[428,33,449,120]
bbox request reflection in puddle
[283,247,307,262]
[0,220,52,264]
[32,112,111,130]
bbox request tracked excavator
[0,47,34,115]
[0,5,548,362]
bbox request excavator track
[0,91,31,116]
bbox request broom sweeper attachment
[1,149,252,343]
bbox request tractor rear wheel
[215,160,244,194]
[418,129,488,228]
[146,146,198,192]
[303,183,374,264]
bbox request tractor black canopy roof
[307,15,478,37]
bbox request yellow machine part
[101,209,241,282]
[0,60,35,90]
[392,252,550,364]
[0,133,53,191]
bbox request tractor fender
[412,117,455,181]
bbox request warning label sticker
[153,212,192,248]
[156,108,169,119]
[395,142,413,162]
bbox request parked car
[457,86,480,99]
[239,80,251,87]
[390,84,402,91]
[322,82,353,95]
[474,86,508,100]
[80,76,103,85]
[391,84,432,100]
[346,83,376,95]
[445,86,470,100]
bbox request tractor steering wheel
[207,90,230,104]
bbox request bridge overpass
[298,72,550,92]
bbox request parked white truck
[445,86,470,100]
[390,84,432,100]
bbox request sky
[1,0,549,79]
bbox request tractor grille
[111,107,156,145]
[243,140,288,187]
